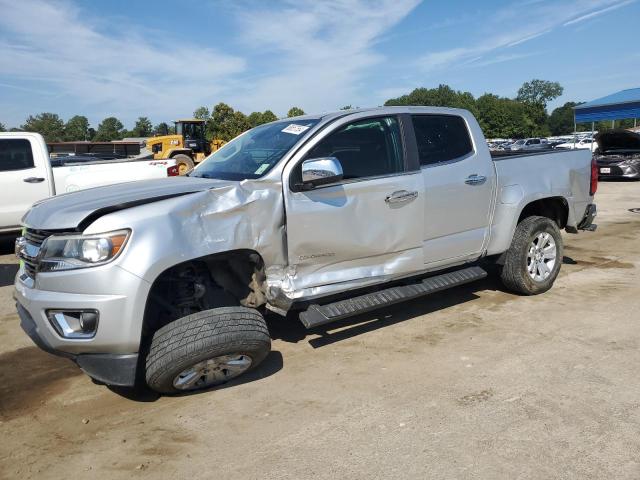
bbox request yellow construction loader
[146,119,225,175]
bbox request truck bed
[51,156,176,194]
[486,148,593,256]
[50,154,154,168]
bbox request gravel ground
[1,181,639,480]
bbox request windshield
[191,119,320,181]
[514,140,525,145]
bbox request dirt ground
[1,181,639,480]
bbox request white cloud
[0,0,421,125]
[466,51,541,68]
[227,0,421,115]
[416,0,636,74]
[563,0,636,26]
[0,0,245,125]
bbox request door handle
[23,177,45,183]
[385,190,418,205]
[465,174,487,186]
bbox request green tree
[287,107,305,117]
[210,103,250,141]
[132,116,153,137]
[153,122,170,136]
[193,107,210,120]
[261,110,278,123]
[548,102,584,135]
[21,113,65,142]
[210,102,235,139]
[247,112,263,128]
[384,83,563,138]
[385,85,478,116]
[523,103,551,137]
[247,110,278,128]
[94,117,124,141]
[340,105,353,110]
[64,115,90,141]
[476,94,530,138]
[516,79,563,108]
[0,121,5,131]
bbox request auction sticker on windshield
[282,124,310,135]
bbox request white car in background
[556,138,599,150]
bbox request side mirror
[299,157,343,190]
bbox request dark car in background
[594,129,640,179]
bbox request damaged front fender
[83,180,288,305]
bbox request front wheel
[172,154,195,175]
[499,215,563,295]
[145,307,271,394]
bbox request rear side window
[0,139,35,171]
[411,115,473,166]
[305,116,404,180]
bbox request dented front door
[283,115,424,296]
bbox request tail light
[590,156,598,196]
[167,165,179,177]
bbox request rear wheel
[145,307,271,394]
[172,154,195,175]
[500,215,563,295]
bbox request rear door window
[0,139,35,171]
[411,115,473,166]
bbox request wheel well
[518,197,568,228]
[141,250,266,341]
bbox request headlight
[39,230,130,272]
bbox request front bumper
[18,303,138,386]
[13,263,151,386]
[597,164,640,179]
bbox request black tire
[172,154,195,175]
[145,307,270,394]
[499,215,563,295]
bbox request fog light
[47,310,99,339]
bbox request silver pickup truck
[14,107,598,393]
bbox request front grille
[24,228,53,246]
[19,228,69,280]
[23,258,37,280]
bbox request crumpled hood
[23,176,235,231]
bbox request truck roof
[287,106,474,123]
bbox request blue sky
[1,0,639,128]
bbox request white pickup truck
[0,132,179,233]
